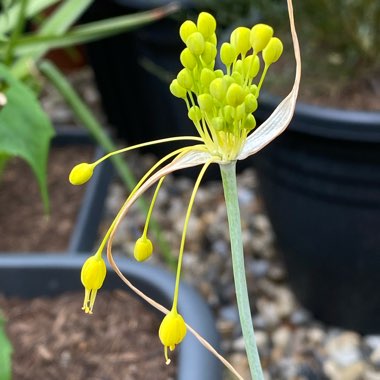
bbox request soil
[0,289,176,380]
[0,145,93,252]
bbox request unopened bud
[186,32,205,56]
[197,12,216,38]
[250,24,273,52]
[170,79,187,99]
[180,20,197,44]
[263,37,283,65]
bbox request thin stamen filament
[257,63,269,93]
[95,147,197,258]
[93,136,203,166]
[172,160,214,310]
[142,176,165,238]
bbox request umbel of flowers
[69,0,300,377]
[171,13,282,162]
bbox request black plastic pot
[83,0,195,157]
[0,254,222,380]
[54,128,114,253]
[253,97,380,334]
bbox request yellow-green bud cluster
[170,12,283,160]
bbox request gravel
[99,158,380,380]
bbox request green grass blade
[0,0,60,35]
[0,312,12,380]
[12,3,180,55]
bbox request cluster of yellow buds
[170,12,283,161]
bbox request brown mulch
[0,145,93,252]
[0,289,176,380]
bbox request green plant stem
[220,161,263,380]
[5,0,28,65]
[39,60,176,270]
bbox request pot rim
[257,92,380,142]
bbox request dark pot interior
[254,102,380,333]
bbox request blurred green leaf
[11,0,94,78]
[0,0,60,35]
[38,0,94,36]
[0,312,12,380]
[0,63,54,210]
[12,6,179,55]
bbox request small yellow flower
[159,309,187,365]
[81,255,106,314]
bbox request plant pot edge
[0,254,222,380]
[256,92,380,142]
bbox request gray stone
[290,308,312,326]
[365,335,380,351]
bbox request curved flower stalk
[70,0,300,378]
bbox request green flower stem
[39,60,176,270]
[220,161,264,380]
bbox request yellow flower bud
[244,114,256,132]
[197,12,216,39]
[207,33,217,46]
[209,77,227,102]
[243,55,260,79]
[180,48,197,70]
[249,84,259,97]
[214,69,224,78]
[220,42,236,67]
[226,83,245,107]
[177,68,193,90]
[212,116,224,131]
[169,79,187,99]
[69,163,94,186]
[159,310,187,365]
[244,93,258,114]
[263,37,283,65]
[230,27,251,56]
[201,42,217,64]
[250,24,273,52]
[234,59,243,75]
[235,103,246,120]
[231,71,243,85]
[198,93,214,112]
[222,74,234,88]
[134,236,153,262]
[81,255,106,314]
[188,105,202,123]
[200,68,216,89]
[224,105,235,123]
[179,20,197,44]
[186,32,205,56]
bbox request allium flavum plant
[69,0,300,378]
